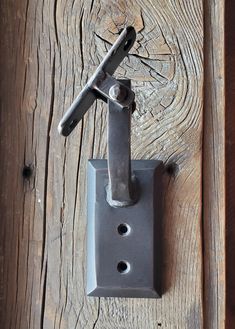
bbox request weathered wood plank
[225,1,235,328]
[0,0,206,328]
[203,0,226,328]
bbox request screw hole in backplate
[117,261,130,274]
[117,223,131,236]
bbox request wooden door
[0,0,226,328]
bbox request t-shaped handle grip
[58,26,137,207]
[58,26,136,137]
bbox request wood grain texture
[225,0,235,327]
[0,0,205,328]
[203,0,226,328]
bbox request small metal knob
[109,83,128,103]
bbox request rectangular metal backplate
[87,159,163,298]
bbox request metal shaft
[106,80,136,207]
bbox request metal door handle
[58,26,136,136]
[58,26,163,299]
[58,27,137,207]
